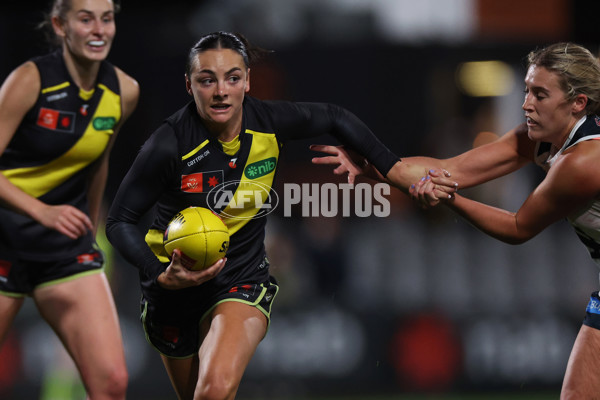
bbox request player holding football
[312,42,600,399]
[0,0,138,398]
[105,31,404,400]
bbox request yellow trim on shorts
[34,268,104,290]
[200,283,279,329]
[0,290,27,299]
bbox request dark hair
[38,0,121,48]
[185,31,272,77]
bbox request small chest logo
[36,107,76,133]
[93,116,116,131]
[244,157,276,179]
[181,170,224,193]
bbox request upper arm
[512,142,600,240]
[109,126,177,224]
[0,62,40,154]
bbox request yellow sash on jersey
[220,129,279,235]
[1,84,121,198]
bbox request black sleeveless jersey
[106,96,400,292]
[0,50,122,260]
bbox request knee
[84,364,128,399]
[106,366,128,398]
[195,374,237,400]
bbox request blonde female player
[313,42,600,399]
[0,0,138,398]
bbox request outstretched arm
[311,123,533,197]
[444,142,600,243]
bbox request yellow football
[163,207,230,270]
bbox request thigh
[197,302,268,392]
[160,355,199,400]
[562,324,600,399]
[32,272,126,376]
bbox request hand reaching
[408,169,458,208]
[157,249,226,290]
[309,144,371,185]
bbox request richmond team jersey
[106,96,400,292]
[535,115,600,266]
[0,50,122,260]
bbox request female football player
[313,42,600,399]
[106,31,401,399]
[0,0,139,398]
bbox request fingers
[312,155,342,166]
[409,174,457,209]
[162,251,226,290]
[309,144,337,155]
[44,205,93,239]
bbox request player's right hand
[409,169,457,208]
[157,249,226,290]
[37,204,94,239]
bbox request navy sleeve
[265,101,400,175]
[106,124,178,286]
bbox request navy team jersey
[535,115,600,266]
[0,50,122,260]
[106,96,400,294]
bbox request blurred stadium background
[2,0,600,398]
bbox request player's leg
[0,294,25,345]
[160,355,199,400]
[561,324,600,399]
[33,272,128,400]
[194,301,268,400]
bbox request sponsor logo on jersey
[186,149,211,167]
[92,116,116,131]
[595,116,600,127]
[181,170,224,193]
[244,157,276,179]
[36,107,76,133]
[229,158,238,169]
[46,92,68,102]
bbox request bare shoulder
[114,66,140,120]
[553,140,600,196]
[0,61,40,103]
[0,61,40,122]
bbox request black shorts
[583,291,600,330]
[0,246,104,296]
[141,276,279,358]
